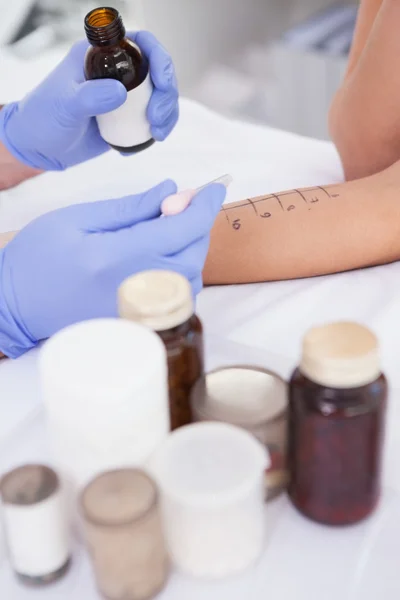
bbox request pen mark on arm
[317,186,331,198]
[221,206,230,223]
[295,189,308,204]
[271,193,284,211]
[232,219,241,230]
[247,198,258,215]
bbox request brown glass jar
[118,271,203,430]
[288,322,387,526]
[84,7,154,153]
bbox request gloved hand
[0,32,178,171]
[0,180,226,358]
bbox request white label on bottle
[3,492,70,577]
[96,73,153,149]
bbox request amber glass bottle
[288,322,387,526]
[84,7,154,153]
[118,271,203,431]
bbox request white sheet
[1,59,400,598]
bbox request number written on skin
[232,219,241,230]
[223,186,339,231]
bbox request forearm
[343,0,383,79]
[330,0,400,180]
[0,106,42,190]
[204,163,400,284]
[0,141,42,190]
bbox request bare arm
[343,0,384,79]
[0,140,42,190]
[330,0,400,180]
[204,161,400,284]
[0,106,42,190]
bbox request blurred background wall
[0,0,358,140]
[143,0,340,90]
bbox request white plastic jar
[0,465,70,585]
[151,422,269,579]
[39,319,169,496]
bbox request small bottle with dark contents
[0,465,71,585]
[288,322,387,526]
[119,271,203,430]
[84,6,154,154]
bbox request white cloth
[1,90,400,598]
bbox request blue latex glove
[0,180,226,358]
[0,32,178,171]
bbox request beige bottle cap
[118,270,194,331]
[300,322,381,388]
[81,469,157,526]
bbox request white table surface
[0,335,400,600]
[1,51,400,597]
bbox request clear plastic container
[81,469,169,600]
[38,319,169,497]
[150,422,269,579]
[191,366,288,500]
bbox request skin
[329,0,400,180]
[2,141,400,290]
[3,9,400,356]
[204,161,400,284]
[0,141,41,191]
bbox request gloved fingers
[65,32,178,91]
[167,234,210,279]
[190,274,204,297]
[145,251,205,295]
[130,31,162,57]
[132,32,176,92]
[65,39,90,82]
[170,240,207,296]
[150,104,179,142]
[147,87,178,128]
[136,183,226,255]
[63,80,127,122]
[83,180,178,232]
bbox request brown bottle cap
[300,322,381,388]
[118,270,194,331]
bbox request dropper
[161,174,233,216]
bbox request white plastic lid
[151,422,269,508]
[300,321,381,388]
[39,318,167,409]
[193,367,287,426]
[118,270,194,331]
